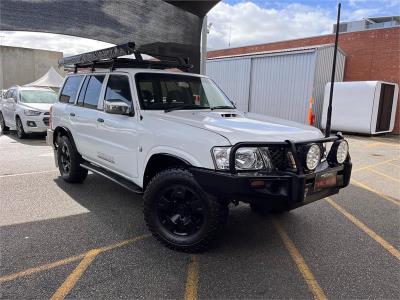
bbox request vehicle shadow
[2,130,47,146]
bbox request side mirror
[104,100,134,116]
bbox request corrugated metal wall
[207,58,251,111]
[312,46,346,127]
[249,51,316,123]
[206,45,345,128]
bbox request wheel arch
[143,153,191,190]
[53,126,77,151]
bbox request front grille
[263,146,297,172]
[43,117,50,126]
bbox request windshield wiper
[210,105,235,110]
[164,104,209,113]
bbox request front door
[95,74,139,179]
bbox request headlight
[212,147,231,170]
[24,109,41,116]
[235,147,264,170]
[305,144,321,170]
[336,141,349,163]
[212,147,265,170]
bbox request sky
[0,0,398,55]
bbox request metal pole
[325,2,341,137]
[200,16,208,75]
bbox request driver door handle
[70,112,75,117]
[97,118,104,123]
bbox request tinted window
[77,76,90,107]
[83,75,105,109]
[105,75,132,104]
[135,73,235,110]
[60,76,84,104]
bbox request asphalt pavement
[0,131,399,299]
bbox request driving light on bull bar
[305,144,321,171]
[328,140,349,165]
[336,140,349,163]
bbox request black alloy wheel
[157,184,206,237]
[144,168,228,252]
[57,135,88,183]
[60,143,71,175]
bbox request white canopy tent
[24,67,64,89]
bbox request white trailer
[321,81,399,134]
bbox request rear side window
[77,76,90,107]
[105,75,132,105]
[82,75,105,109]
[60,76,84,104]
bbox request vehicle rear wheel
[144,168,228,252]
[57,135,88,183]
[250,201,289,215]
[0,112,9,133]
[16,117,27,139]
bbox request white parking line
[39,153,54,157]
[0,170,58,178]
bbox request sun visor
[0,0,220,73]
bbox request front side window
[135,73,235,111]
[19,90,57,104]
[60,75,84,104]
[82,75,105,109]
[105,75,132,104]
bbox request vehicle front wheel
[16,117,27,139]
[144,168,228,252]
[0,112,9,133]
[57,135,88,183]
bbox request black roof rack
[58,42,193,73]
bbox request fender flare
[53,126,78,151]
[143,146,202,172]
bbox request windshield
[20,90,57,104]
[135,73,235,111]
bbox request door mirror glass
[104,99,133,115]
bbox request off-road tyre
[144,168,228,252]
[16,116,27,139]
[0,112,9,133]
[57,135,88,183]
[250,201,289,215]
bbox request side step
[80,162,143,194]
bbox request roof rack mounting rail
[58,42,193,72]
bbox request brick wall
[208,27,400,134]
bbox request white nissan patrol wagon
[47,43,352,252]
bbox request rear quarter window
[59,76,84,104]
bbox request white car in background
[0,86,57,138]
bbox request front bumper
[20,113,50,133]
[191,161,351,209]
[191,134,352,210]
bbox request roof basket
[58,42,193,72]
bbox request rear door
[72,74,106,161]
